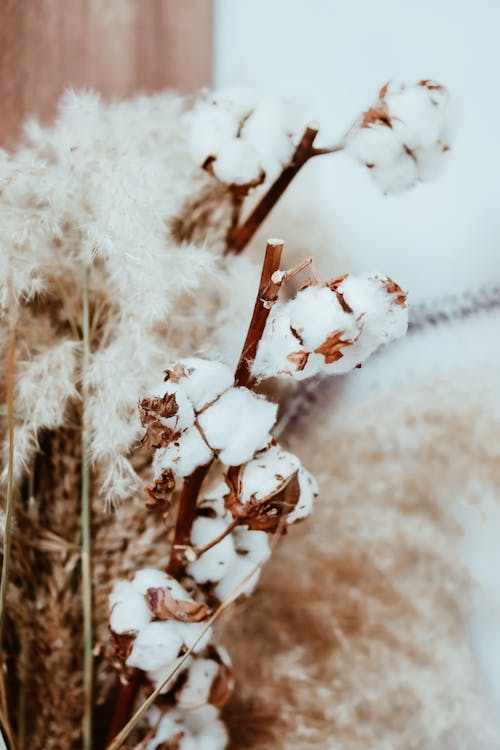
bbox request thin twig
[0,283,17,749]
[81,266,93,750]
[191,516,239,556]
[226,125,322,254]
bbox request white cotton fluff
[197,387,277,466]
[239,98,295,181]
[212,139,262,186]
[346,123,403,168]
[153,426,213,477]
[126,621,183,671]
[145,710,197,750]
[345,80,451,193]
[108,581,152,634]
[287,468,319,525]
[286,285,357,350]
[338,272,408,342]
[148,657,192,695]
[145,707,228,750]
[187,517,237,583]
[176,658,220,709]
[214,556,262,601]
[168,358,234,411]
[173,621,213,655]
[187,103,238,166]
[185,87,295,187]
[131,568,193,602]
[238,444,301,504]
[370,157,419,194]
[252,312,308,379]
[232,527,270,564]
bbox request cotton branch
[226,125,342,255]
[106,239,286,742]
[167,238,283,574]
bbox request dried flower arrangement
[0,80,464,750]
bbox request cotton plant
[0,77,450,750]
[108,237,408,748]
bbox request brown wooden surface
[0,0,212,147]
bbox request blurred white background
[215,0,500,732]
[215,0,500,304]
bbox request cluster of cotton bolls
[140,358,278,485]
[109,568,232,750]
[186,443,318,602]
[252,272,408,380]
[185,87,297,187]
[345,80,452,193]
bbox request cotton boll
[346,123,403,168]
[176,658,220,709]
[286,285,358,350]
[126,621,183,671]
[241,100,294,180]
[198,387,277,466]
[187,517,237,583]
[168,358,234,411]
[252,312,308,379]
[232,527,270,564]
[173,621,213,654]
[287,468,319,524]
[212,139,262,186]
[214,556,262,601]
[153,426,213,478]
[338,273,408,341]
[238,444,301,504]
[385,83,449,151]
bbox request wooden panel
[0,0,212,146]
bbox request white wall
[214,0,500,304]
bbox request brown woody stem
[226,125,320,254]
[167,464,212,578]
[234,238,284,387]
